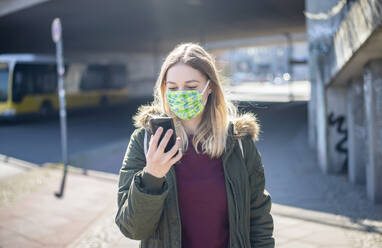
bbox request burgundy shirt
[174,136,229,248]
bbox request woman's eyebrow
[167,80,200,84]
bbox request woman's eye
[168,87,197,90]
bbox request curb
[42,163,119,182]
[0,154,39,170]
[0,153,119,183]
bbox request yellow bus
[0,54,129,120]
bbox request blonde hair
[151,42,239,158]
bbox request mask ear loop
[201,79,210,105]
[201,79,210,95]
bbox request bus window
[0,63,9,102]
[80,64,108,91]
[12,70,26,102]
[36,65,57,93]
[13,63,58,102]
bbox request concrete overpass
[0,0,305,55]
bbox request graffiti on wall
[328,112,348,172]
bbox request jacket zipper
[223,139,248,248]
[235,146,247,248]
[170,167,182,248]
[222,143,235,248]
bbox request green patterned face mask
[166,80,210,120]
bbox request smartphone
[149,117,178,155]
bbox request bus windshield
[0,63,9,102]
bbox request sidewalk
[0,157,139,248]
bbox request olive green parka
[115,105,274,248]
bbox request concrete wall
[347,77,367,185]
[306,0,382,203]
[326,85,348,173]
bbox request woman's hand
[144,127,183,178]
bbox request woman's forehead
[166,63,205,83]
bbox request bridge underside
[0,0,305,54]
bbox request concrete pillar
[308,44,317,149]
[363,59,382,203]
[347,77,366,185]
[326,85,348,173]
[308,83,317,148]
[314,52,329,173]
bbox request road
[0,99,306,174]
[0,98,152,167]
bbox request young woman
[115,43,274,248]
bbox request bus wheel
[39,102,54,118]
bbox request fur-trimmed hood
[132,104,260,141]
